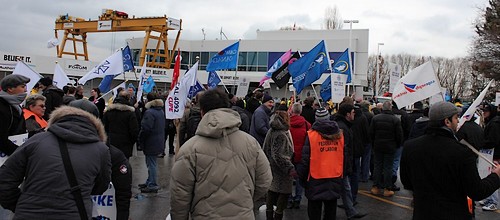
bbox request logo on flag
[332,48,352,83]
[289,40,331,94]
[206,41,239,72]
[403,83,416,93]
[333,61,348,73]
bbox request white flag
[165,62,198,119]
[135,61,148,104]
[78,50,123,85]
[457,80,493,130]
[53,63,71,89]
[388,63,401,93]
[12,62,42,93]
[392,61,441,109]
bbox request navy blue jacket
[139,99,166,156]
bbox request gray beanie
[315,108,330,120]
[1,74,30,91]
[429,101,460,121]
[68,99,100,118]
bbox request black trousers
[307,199,338,220]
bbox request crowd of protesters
[0,73,499,220]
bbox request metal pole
[376,43,384,97]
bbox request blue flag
[122,45,134,72]
[188,80,204,99]
[206,41,239,72]
[320,76,331,101]
[98,46,134,93]
[143,75,156,93]
[207,71,221,89]
[332,48,352,83]
[288,40,330,94]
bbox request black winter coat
[332,115,354,175]
[231,105,251,133]
[484,116,500,159]
[109,145,132,220]
[392,107,410,141]
[103,103,139,158]
[408,117,429,140]
[351,107,370,157]
[370,110,403,154]
[456,120,484,151]
[89,96,106,119]
[401,127,500,220]
[0,96,26,155]
[297,120,343,201]
[42,85,64,120]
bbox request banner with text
[92,182,116,220]
[331,73,347,103]
[388,63,401,93]
[236,77,250,97]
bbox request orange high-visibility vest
[308,130,344,179]
[23,109,48,129]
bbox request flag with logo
[166,62,198,119]
[259,50,292,86]
[171,48,181,90]
[289,40,331,94]
[391,61,441,109]
[206,41,239,71]
[143,75,156,93]
[135,61,147,103]
[188,80,204,99]
[272,52,301,89]
[207,71,221,89]
[53,63,71,89]
[458,80,493,130]
[332,48,352,83]
[98,46,134,93]
[78,50,124,85]
[12,61,42,93]
[320,76,331,101]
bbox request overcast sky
[0,0,489,61]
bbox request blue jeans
[350,157,361,202]
[373,151,395,189]
[290,176,304,202]
[145,155,159,189]
[392,147,403,178]
[360,144,372,181]
[484,189,499,205]
[341,176,358,218]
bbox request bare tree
[323,5,343,30]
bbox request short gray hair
[291,102,302,114]
[25,94,46,109]
[382,101,392,111]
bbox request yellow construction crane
[54,9,182,69]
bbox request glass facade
[132,49,269,72]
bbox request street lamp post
[376,43,384,97]
[343,20,359,97]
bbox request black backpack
[186,109,201,140]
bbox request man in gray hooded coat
[170,89,272,220]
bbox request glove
[289,168,298,178]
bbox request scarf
[0,91,27,114]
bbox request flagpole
[217,73,230,94]
[232,39,241,95]
[97,80,127,101]
[310,85,323,108]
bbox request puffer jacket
[139,99,165,156]
[370,110,404,154]
[289,114,310,163]
[297,119,343,201]
[170,108,272,220]
[103,102,139,158]
[263,113,295,194]
[0,106,111,219]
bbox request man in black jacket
[401,101,500,219]
[38,77,64,120]
[0,74,30,156]
[370,101,403,197]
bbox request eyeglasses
[36,104,45,108]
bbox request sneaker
[138,183,147,189]
[482,203,497,211]
[478,200,488,206]
[370,186,380,195]
[140,187,159,193]
[383,189,395,197]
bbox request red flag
[171,48,181,90]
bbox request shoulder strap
[57,138,88,220]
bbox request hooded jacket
[0,106,111,219]
[297,119,343,201]
[401,127,500,220]
[139,99,165,156]
[42,85,64,120]
[170,108,272,220]
[103,101,139,158]
[289,114,310,163]
[262,113,295,194]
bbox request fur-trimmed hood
[106,103,135,112]
[145,99,164,109]
[47,106,107,142]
